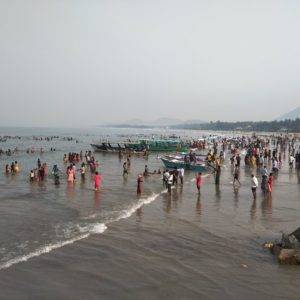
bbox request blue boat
[161,157,210,173]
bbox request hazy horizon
[1,0,300,127]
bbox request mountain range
[102,118,206,128]
[277,106,300,121]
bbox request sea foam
[0,193,160,270]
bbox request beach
[0,127,300,299]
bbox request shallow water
[0,127,299,299]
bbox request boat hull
[161,158,209,173]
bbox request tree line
[172,119,300,133]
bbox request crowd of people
[2,133,300,199]
[2,148,103,191]
[226,135,299,199]
[133,134,300,199]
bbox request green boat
[161,157,209,173]
[139,139,188,152]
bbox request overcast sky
[0,0,299,127]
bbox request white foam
[0,193,160,271]
[112,193,160,222]
[0,223,107,271]
[78,223,107,234]
[0,233,89,270]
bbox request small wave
[0,234,89,270]
[78,223,107,234]
[112,193,159,222]
[0,223,107,271]
[0,193,160,271]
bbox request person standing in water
[233,164,241,186]
[167,172,173,194]
[251,174,258,199]
[267,173,274,195]
[144,165,149,177]
[67,166,75,183]
[5,164,10,174]
[137,174,143,195]
[10,162,15,173]
[80,163,86,181]
[123,162,128,176]
[14,161,20,173]
[52,165,60,185]
[178,167,184,185]
[196,172,202,194]
[94,171,102,191]
[30,170,35,182]
[215,165,221,185]
[173,167,178,185]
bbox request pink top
[94,174,102,187]
[67,169,74,182]
[196,175,202,187]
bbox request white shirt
[252,176,258,188]
[168,174,173,184]
[179,168,184,177]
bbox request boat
[139,139,188,152]
[91,138,188,154]
[91,142,147,154]
[161,157,210,173]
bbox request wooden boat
[161,157,209,173]
[139,139,188,152]
[91,143,147,155]
[92,138,188,154]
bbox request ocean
[0,127,299,299]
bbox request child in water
[94,171,102,191]
[196,172,202,194]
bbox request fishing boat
[92,138,188,154]
[91,143,122,152]
[139,139,188,152]
[161,157,210,173]
[91,142,147,154]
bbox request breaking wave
[0,193,160,271]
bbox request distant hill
[101,118,206,128]
[183,119,206,125]
[153,118,183,126]
[277,106,300,121]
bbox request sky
[0,0,300,127]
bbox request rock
[277,249,300,265]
